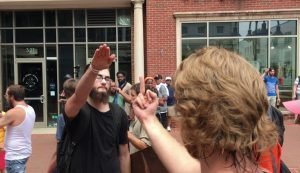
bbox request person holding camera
[262,67,280,107]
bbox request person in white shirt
[292,76,300,123]
[1,85,36,173]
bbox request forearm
[118,90,132,103]
[261,73,266,79]
[128,132,148,150]
[293,85,297,98]
[142,117,201,173]
[73,67,98,103]
[65,66,98,118]
[119,151,130,173]
[0,112,12,128]
[276,86,280,98]
[47,151,57,173]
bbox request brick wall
[144,0,300,78]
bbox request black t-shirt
[65,103,128,173]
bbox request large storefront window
[270,37,296,87]
[181,20,297,95]
[0,9,132,127]
[1,46,14,110]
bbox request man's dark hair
[7,85,25,101]
[63,78,78,98]
[116,71,127,77]
[269,67,275,72]
[154,74,163,80]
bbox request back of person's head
[7,84,25,101]
[174,47,278,167]
[63,74,72,82]
[63,78,77,99]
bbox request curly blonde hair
[174,47,278,167]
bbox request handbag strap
[270,149,278,173]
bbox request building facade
[1,0,300,127]
[145,0,300,109]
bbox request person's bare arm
[0,110,15,128]
[276,84,280,101]
[293,84,297,99]
[117,88,132,103]
[127,132,148,150]
[261,68,268,79]
[132,77,201,173]
[64,44,115,119]
[119,144,130,173]
[47,150,57,173]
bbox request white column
[131,0,144,83]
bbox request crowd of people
[0,43,295,173]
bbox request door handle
[40,95,44,103]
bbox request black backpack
[57,103,122,173]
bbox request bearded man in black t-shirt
[64,44,130,173]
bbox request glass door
[15,60,47,127]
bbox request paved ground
[281,118,300,173]
[26,119,300,173]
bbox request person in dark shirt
[165,76,175,106]
[64,44,130,173]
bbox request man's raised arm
[64,44,115,119]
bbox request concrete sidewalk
[26,121,300,172]
[281,120,300,173]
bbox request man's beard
[5,99,13,109]
[89,88,109,103]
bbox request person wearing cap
[165,76,175,107]
[154,74,169,129]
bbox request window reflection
[46,45,56,57]
[58,29,73,42]
[1,46,14,111]
[46,29,56,43]
[16,29,43,43]
[75,45,86,78]
[118,43,132,82]
[271,20,297,35]
[270,37,296,87]
[45,11,56,27]
[118,27,131,41]
[88,28,116,42]
[15,11,43,27]
[182,23,207,38]
[209,21,268,37]
[181,20,297,93]
[238,38,268,72]
[75,28,86,42]
[182,39,206,59]
[57,10,72,26]
[1,29,13,43]
[74,10,85,26]
[0,12,12,27]
[117,9,131,26]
